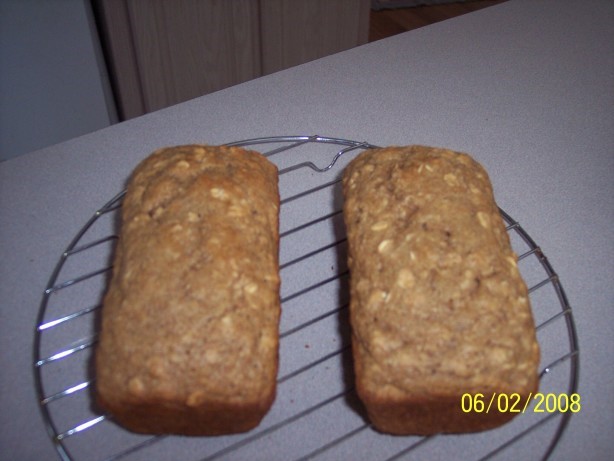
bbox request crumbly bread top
[343,146,539,399]
[97,145,280,408]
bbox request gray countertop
[1,0,612,459]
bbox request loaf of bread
[95,145,280,435]
[342,146,540,435]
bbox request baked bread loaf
[96,145,280,435]
[342,146,540,435]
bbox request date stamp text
[461,392,581,414]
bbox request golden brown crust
[342,146,540,435]
[95,145,280,435]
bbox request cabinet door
[95,0,370,120]
[260,0,370,74]
[96,0,261,118]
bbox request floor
[369,0,508,42]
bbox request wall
[0,0,116,162]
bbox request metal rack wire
[34,135,579,461]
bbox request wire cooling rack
[34,135,579,461]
